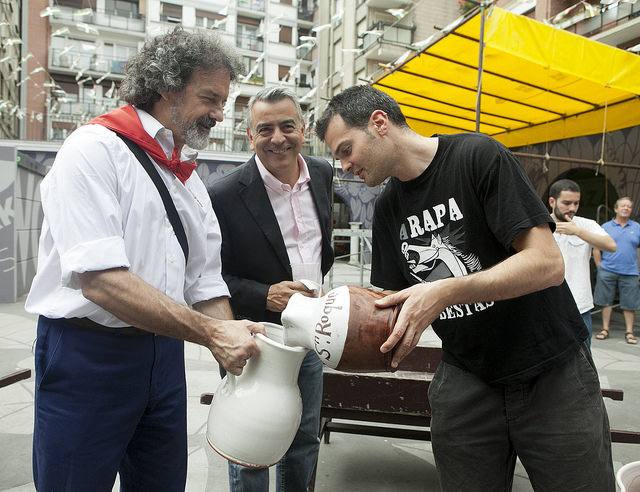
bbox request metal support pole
[512,152,640,171]
[328,242,334,289]
[349,222,361,265]
[359,234,365,287]
[475,2,487,133]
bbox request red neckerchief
[90,105,197,184]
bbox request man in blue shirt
[594,197,640,344]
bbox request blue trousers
[428,345,614,491]
[228,351,323,491]
[33,316,187,491]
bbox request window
[208,137,226,152]
[160,2,182,23]
[102,42,137,74]
[58,0,86,8]
[240,56,264,84]
[196,9,225,28]
[278,65,291,81]
[299,27,310,39]
[234,96,249,130]
[279,25,292,44]
[298,0,315,21]
[333,41,343,72]
[298,73,311,88]
[334,0,343,26]
[56,77,81,97]
[105,0,139,17]
[233,135,250,152]
[51,121,77,140]
[297,28,313,60]
[237,17,263,51]
[237,16,260,27]
[281,0,293,5]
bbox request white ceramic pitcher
[206,323,308,468]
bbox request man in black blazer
[209,87,333,491]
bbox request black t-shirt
[371,133,587,384]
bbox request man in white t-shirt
[549,179,617,347]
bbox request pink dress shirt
[255,154,323,269]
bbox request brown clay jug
[281,285,400,372]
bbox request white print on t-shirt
[401,233,481,282]
[399,197,481,282]
[399,197,464,238]
[399,197,490,320]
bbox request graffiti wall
[15,151,49,299]
[0,147,16,302]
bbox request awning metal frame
[371,3,640,150]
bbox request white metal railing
[328,226,372,288]
[51,5,145,32]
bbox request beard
[553,205,570,222]
[359,129,387,187]
[182,117,215,150]
[170,103,216,151]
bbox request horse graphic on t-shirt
[401,233,481,282]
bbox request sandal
[625,333,638,345]
[595,329,609,340]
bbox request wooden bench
[0,369,31,390]
[199,347,638,443]
[318,346,638,445]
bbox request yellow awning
[372,6,640,148]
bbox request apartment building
[16,0,319,152]
[307,0,460,153]
[145,0,317,152]
[0,0,21,139]
[498,0,640,52]
[39,0,145,142]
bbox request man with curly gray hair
[26,27,262,491]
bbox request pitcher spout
[281,292,320,348]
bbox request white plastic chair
[617,461,640,492]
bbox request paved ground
[1,262,640,491]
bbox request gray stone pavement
[1,262,640,491]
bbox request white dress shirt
[553,215,609,313]
[254,154,322,268]
[25,108,229,327]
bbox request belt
[67,317,149,336]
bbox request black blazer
[209,155,334,324]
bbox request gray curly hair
[120,26,243,111]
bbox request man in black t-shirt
[315,85,614,491]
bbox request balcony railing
[297,44,313,61]
[49,97,122,122]
[50,48,129,75]
[51,6,145,32]
[236,33,264,52]
[237,0,266,12]
[362,21,413,51]
[159,14,182,24]
[46,115,326,157]
[205,126,323,156]
[242,74,265,85]
[564,2,640,38]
